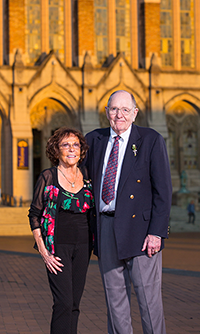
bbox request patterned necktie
[102,136,120,205]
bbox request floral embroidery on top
[39,178,94,254]
[61,179,94,213]
[41,185,59,254]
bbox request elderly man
[85,90,172,334]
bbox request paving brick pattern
[0,246,200,334]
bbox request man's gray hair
[107,90,136,109]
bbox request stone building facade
[0,0,200,208]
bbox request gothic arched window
[183,119,197,169]
[160,0,173,67]
[180,0,195,68]
[49,0,64,63]
[94,0,108,64]
[166,101,199,174]
[115,0,131,63]
[26,0,41,64]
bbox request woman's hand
[40,250,64,274]
[32,228,64,274]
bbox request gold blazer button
[132,214,136,218]
[130,195,134,199]
[137,179,141,183]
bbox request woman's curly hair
[46,127,89,166]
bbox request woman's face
[58,134,81,167]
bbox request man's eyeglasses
[59,143,81,150]
[108,107,133,116]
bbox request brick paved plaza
[0,232,200,334]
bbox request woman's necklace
[57,166,78,188]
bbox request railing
[0,193,23,207]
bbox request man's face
[105,91,138,135]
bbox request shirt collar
[110,125,132,142]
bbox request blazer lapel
[117,124,142,199]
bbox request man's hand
[142,234,161,258]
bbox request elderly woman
[29,127,94,334]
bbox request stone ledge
[0,207,32,236]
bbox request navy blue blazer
[85,124,172,260]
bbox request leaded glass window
[26,0,41,64]
[183,130,197,169]
[49,0,64,63]
[115,0,131,63]
[167,105,198,173]
[160,0,173,67]
[180,0,195,68]
[94,0,108,64]
[169,131,176,169]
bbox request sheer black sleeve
[28,169,53,231]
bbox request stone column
[195,0,200,70]
[148,53,168,139]
[173,1,181,70]
[64,0,72,67]
[41,0,49,54]
[130,0,138,68]
[108,0,116,57]
[11,50,33,204]
[81,52,100,135]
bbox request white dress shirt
[100,126,132,212]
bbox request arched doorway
[166,100,200,192]
[30,98,80,186]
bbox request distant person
[85,90,172,334]
[187,200,195,224]
[29,127,94,334]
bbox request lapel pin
[132,144,137,156]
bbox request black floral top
[29,167,94,254]
[60,180,94,213]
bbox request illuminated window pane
[95,0,107,5]
[49,0,64,63]
[94,0,108,64]
[160,0,173,67]
[26,0,41,64]
[115,0,131,63]
[180,0,195,68]
[181,0,191,10]
[161,0,172,10]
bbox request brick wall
[144,3,160,58]
[78,0,95,57]
[9,0,26,53]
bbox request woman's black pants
[47,243,90,334]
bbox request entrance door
[33,128,42,187]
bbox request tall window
[115,0,131,63]
[183,129,197,169]
[167,103,199,173]
[26,0,41,64]
[180,0,195,68]
[169,130,176,169]
[160,0,173,66]
[94,0,108,64]
[49,0,64,63]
